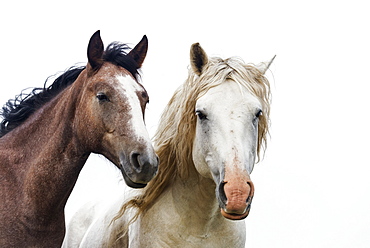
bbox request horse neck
[134,164,226,246]
[1,81,89,223]
[169,165,222,226]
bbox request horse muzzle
[218,175,255,220]
[119,151,159,188]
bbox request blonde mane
[113,56,271,227]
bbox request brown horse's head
[74,31,158,188]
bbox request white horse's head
[191,43,273,220]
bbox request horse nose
[130,152,159,176]
[218,179,254,220]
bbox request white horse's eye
[255,110,263,118]
[195,110,208,120]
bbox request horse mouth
[116,151,158,188]
[118,163,148,189]
[218,179,254,220]
[220,204,251,220]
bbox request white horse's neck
[129,167,246,247]
[171,170,220,227]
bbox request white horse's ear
[190,43,208,76]
[256,55,276,75]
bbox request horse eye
[139,91,149,105]
[97,93,109,102]
[196,110,207,120]
[255,110,263,118]
[141,91,148,99]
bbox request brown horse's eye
[141,92,149,104]
[97,92,109,102]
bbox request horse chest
[130,203,246,248]
[130,224,246,248]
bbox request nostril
[155,156,159,168]
[131,153,142,172]
[246,181,254,204]
[218,181,227,206]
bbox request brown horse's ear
[87,30,104,73]
[128,35,148,68]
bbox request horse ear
[87,30,104,73]
[128,35,148,68]
[190,43,208,76]
[256,55,276,75]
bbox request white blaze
[116,75,151,143]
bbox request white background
[1,1,369,247]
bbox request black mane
[0,42,139,137]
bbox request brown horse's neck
[0,81,89,239]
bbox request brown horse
[0,30,158,247]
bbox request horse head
[190,43,273,219]
[75,31,158,188]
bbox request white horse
[63,43,274,248]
